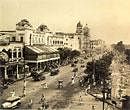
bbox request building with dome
[75,22,91,53]
[0,19,105,79]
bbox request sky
[0,0,130,44]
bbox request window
[39,38,40,43]
[12,37,16,41]
[30,34,32,45]
[60,41,63,44]
[20,37,23,42]
[42,38,44,43]
[18,52,21,57]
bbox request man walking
[71,76,75,85]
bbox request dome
[16,19,33,30]
[0,52,9,62]
[77,21,82,27]
[37,24,49,32]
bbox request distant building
[76,22,91,53]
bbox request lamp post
[90,41,95,86]
[23,43,26,97]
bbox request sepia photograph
[0,0,130,109]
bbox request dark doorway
[122,96,130,110]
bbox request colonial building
[0,38,24,79]
[0,19,105,79]
[75,22,91,53]
[15,19,80,50]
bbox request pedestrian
[58,80,63,88]
[85,88,88,95]
[79,95,83,105]
[28,99,33,109]
[71,76,75,85]
[92,105,95,110]
[87,85,90,91]
[73,72,77,77]
[44,82,48,89]
[10,89,15,97]
[40,94,46,104]
[41,82,48,89]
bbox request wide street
[0,56,116,110]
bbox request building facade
[0,41,24,79]
[0,19,105,79]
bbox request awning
[25,45,60,63]
[25,45,58,55]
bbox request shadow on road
[50,82,83,109]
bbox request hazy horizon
[1,0,130,44]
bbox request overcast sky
[0,0,130,44]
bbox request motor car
[71,63,76,67]
[93,94,103,101]
[72,67,78,72]
[50,68,59,76]
[1,96,21,109]
[73,60,78,64]
[84,56,88,59]
[81,65,85,68]
[31,71,46,81]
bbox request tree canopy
[84,52,114,86]
[57,48,80,64]
[114,41,125,53]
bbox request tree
[114,41,125,53]
[84,52,114,87]
[125,49,130,64]
[57,48,80,65]
[70,50,80,59]
[57,48,71,64]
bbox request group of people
[28,94,49,109]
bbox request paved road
[0,56,114,110]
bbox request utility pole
[102,77,105,110]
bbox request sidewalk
[87,91,121,110]
[66,91,103,110]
